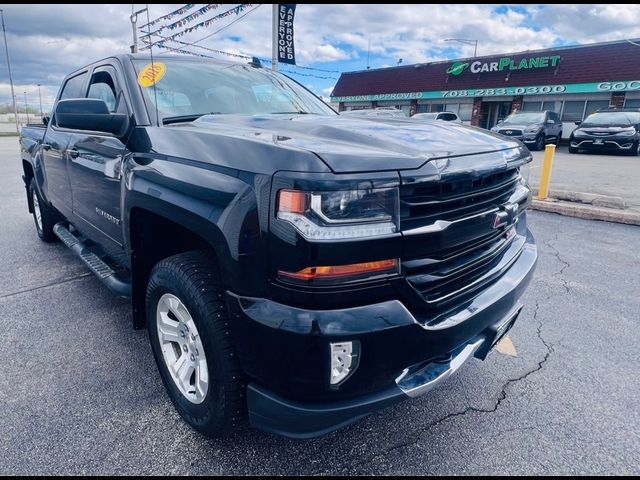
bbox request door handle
[66,148,79,159]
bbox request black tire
[534,134,545,151]
[29,178,58,242]
[555,132,562,146]
[568,146,579,154]
[146,250,245,437]
[627,140,640,156]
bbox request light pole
[1,9,19,133]
[444,38,478,57]
[37,83,43,118]
[23,90,29,124]
[130,7,148,53]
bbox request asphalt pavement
[1,137,639,474]
[529,145,640,212]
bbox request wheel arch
[127,204,230,329]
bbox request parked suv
[491,110,562,151]
[569,108,640,155]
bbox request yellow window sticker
[138,62,166,87]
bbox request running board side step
[53,222,132,298]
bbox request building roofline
[341,37,640,76]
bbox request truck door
[41,71,89,218]
[67,64,129,248]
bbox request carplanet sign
[446,55,562,75]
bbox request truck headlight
[519,153,533,185]
[277,187,399,240]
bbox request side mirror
[574,121,582,126]
[55,98,128,135]
[546,119,554,124]
[42,115,49,126]
[497,120,503,125]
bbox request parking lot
[529,145,640,212]
[0,136,639,474]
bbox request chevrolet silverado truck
[20,54,537,439]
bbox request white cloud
[2,4,640,104]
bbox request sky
[2,3,640,112]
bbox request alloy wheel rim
[156,293,209,404]
[32,190,43,231]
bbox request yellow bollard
[537,144,556,200]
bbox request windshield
[502,112,545,124]
[582,111,640,126]
[133,59,335,123]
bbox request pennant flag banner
[138,4,196,29]
[140,4,222,38]
[141,4,254,47]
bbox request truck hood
[190,114,521,173]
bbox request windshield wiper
[162,113,222,125]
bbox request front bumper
[227,230,537,438]
[570,137,637,151]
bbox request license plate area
[593,139,604,145]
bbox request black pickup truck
[20,54,537,439]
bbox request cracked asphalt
[1,136,639,474]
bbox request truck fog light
[330,341,360,386]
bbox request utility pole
[37,83,43,118]
[1,9,19,133]
[23,90,29,124]
[130,6,148,53]
[271,4,278,71]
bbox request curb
[531,187,626,209]
[531,199,640,226]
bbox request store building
[331,39,640,138]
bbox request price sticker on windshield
[138,62,166,87]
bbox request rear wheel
[147,250,245,437]
[29,178,58,242]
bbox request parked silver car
[411,111,462,123]
[340,108,408,118]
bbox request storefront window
[584,100,610,117]
[522,102,542,111]
[444,104,459,114]
[542,101,561,112]
[625,99,640,108]
[458,104,472,121]
[561,101,586,122]
[416,104,429,113]
[431,104,445,112]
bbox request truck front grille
[400,166,527,309]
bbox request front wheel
[568,146,579,154]
[29,178,58,242]
[534,134,545,151]
[147,250,245,437]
